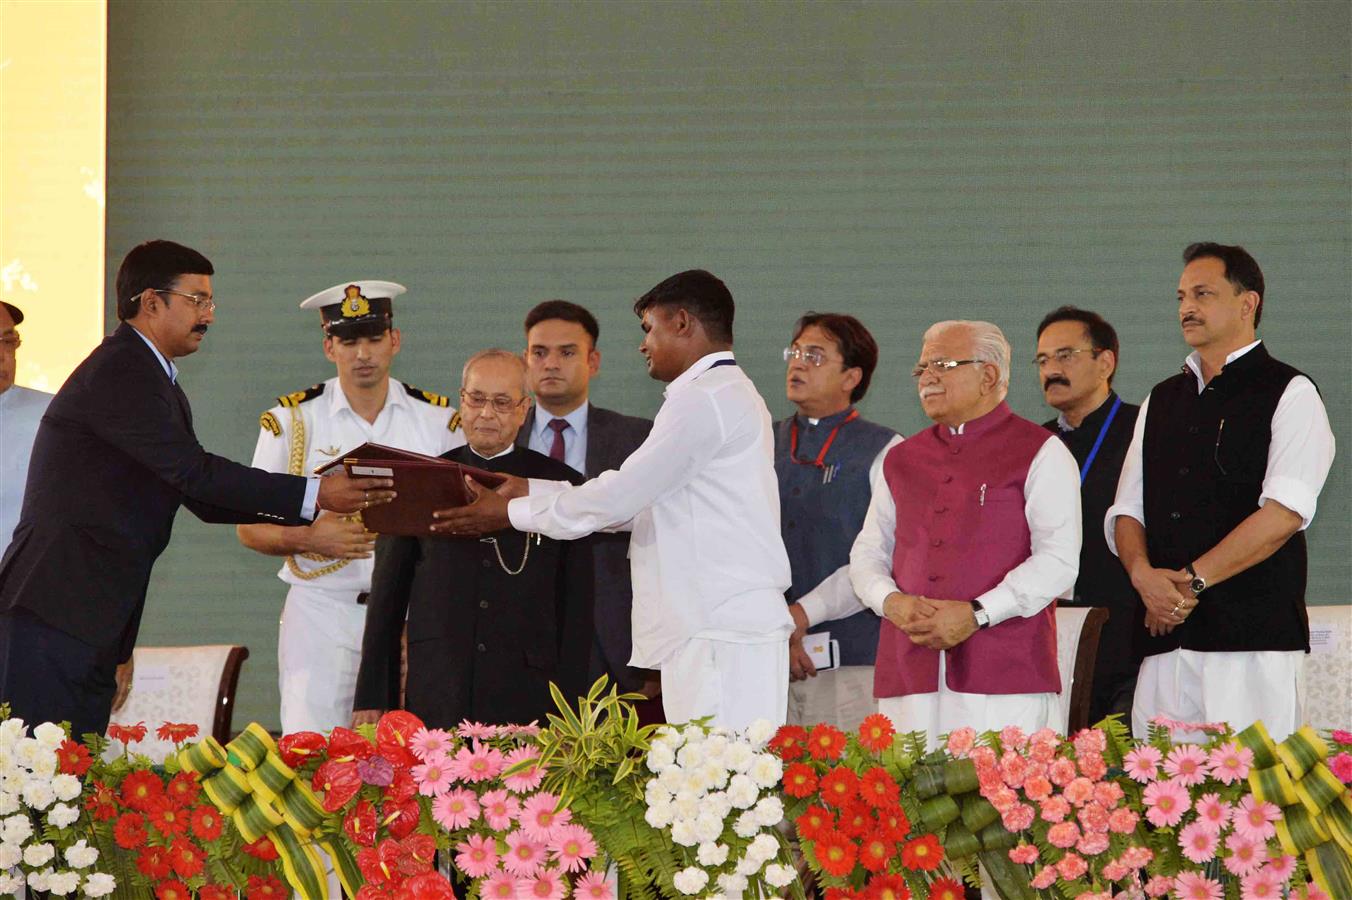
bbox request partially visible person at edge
[0,301,53,557]
[774,312,900,732]
[1035,306,1143,726]
[431,270,794,730]
[0,240,390,740]
[1107,242,1335,742]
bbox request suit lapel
[516,408,535,450]
[584,406,605,477]
[172,381,194,431]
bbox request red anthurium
[382,797,421,839]
[327,726,375,762]
[384,767,417,805]
[357,839,404,886]
[355,886,395,900]
[278,731,328,769]
[376,710,424,769]
[344,799,378,847]
[313,759,363,812]
[397,834,437,876]
[394,872,456,900]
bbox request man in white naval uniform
[238,281,464,733]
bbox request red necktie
[547,418,568,462]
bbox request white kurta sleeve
[974,437,1081,626]
[849,458,901,617]
[1258,376,1335,529]
[1103,393,1150,556]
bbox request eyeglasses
[153,289,215,312]
[459,389,527,414]
[1033,347,1100,368]
[783,347,838,367]
[0,335,19,353]
[911,359,982,380]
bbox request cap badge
[341,285,371,318]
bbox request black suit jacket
[355,445,594,728]
[516,403,652,690]
[0,323,308,660]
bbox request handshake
[882,592,979,651]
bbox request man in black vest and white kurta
[1107,243,1335,741]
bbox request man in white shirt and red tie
[850,320,1081,744]
[435,270,794,730]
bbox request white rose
[677,742,707,770]
[726,774,758,809]
[765,863,796,887]
[0,840,21,867]
[744,719,776,747]
[2,813,33,844]
[45,869,80,895]
[673,866,709,895]
[748,832,780,863]
[748,753,783,789]
[48,802,80,829]
[33,722,67,749]
[83,871,118,897]
[672,794,701,822]
[64,839,99,869]
[0,790,16,815]
[647,743,677,772]
[753,795,784,827]
[698,762,729,791]
[0,871,22,894]
[27,867,52,892]
[723,742,755,773]
[658,765,686,792]
[53,774,82,802]
[24,841,56,866]
[692,812,723,844]
[716,872,748,895]
[670,819,699,847]
[733,809,760,838]
[645,801,674,829]
[703,791,732,821]
[696,842,729,867]
[22,778,56,810]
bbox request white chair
[1055,606,1108,734]
[103,644,248,762]
[1304,605,1351,731]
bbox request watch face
[1191,578,1206,594]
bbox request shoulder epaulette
[404,383,450,408]
[449,410,462,432]
[259,411,282,436]
[277,383,326,408]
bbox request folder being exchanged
[313,441,507,536]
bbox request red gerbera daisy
[836,801,874,839]
[808,723,848,761]
[819,765,859,808]
[769,725,809,761]
[198,885,234,900]
[825,890,860,900]
[874,807,911,842]
[189,804,223,842]
[858,829,895,872]
[783,762,819,798]
[246,874,287,900]
[136,845,172,880]
[85,781,119,821]
[155,880,191,900]
[865,873,912,900]
[168,836,205,879]
[926,877,964,900]
[156,722,200,744]
[859,767,901,809]
[148,797,190,836]
[900,834,944,872]
[795,805,836,841]
[813,828,858,878]
[166,770,201,807]
[57,739,93,776]
[858,714,896,754]
[241,836,280,862]
[120,770,166,813]
[114,812,149,849]
[107,721,148,744]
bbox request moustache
[192,324,209,335]
[1043,376,1070,390]
[1181,315,1203,327]
[919,386,945,399]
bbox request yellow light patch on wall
[0,0,106,392]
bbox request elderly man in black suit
[515,301,653,696]
[0,240,387,739]
[353,350,594,728]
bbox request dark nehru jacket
[1140,343,1312,657]
[355,445,593,728]
[1044,392,1142,723]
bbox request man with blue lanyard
[1035,306,1141,725]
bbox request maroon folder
[313,442,507,536]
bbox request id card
[804,633,839,672]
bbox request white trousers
[877,655,1060,751]
[1132,649,1306,742]
[787,665,879,733]
[278,585,368,734]
[661,637,788,730]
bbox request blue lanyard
[1078,396,1122,482]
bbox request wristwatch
[1186,563,1208,596]
[971,600,991,630]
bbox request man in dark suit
[515,301,653,695]
[354,350,593,728]
[0,240,389,739]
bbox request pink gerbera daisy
[454,834,500,878]
[502,829,546,878]
[1241,868,1282,899]
[574,871,615,900]
[1178,821,1219,864]
[1296,883,1331,900]
[1123,746,1162,783]
[456,720,499,739]
[520,792,572,842]
[1142,778,1189,827]
[1193,792,1231,833]
[1173,872,1223,900]
[450,741,505,783]
[1223,831,1266,877]
[1163,745,1209,785]
[1206,741,1254,785]
[1233,795,1281,841]
[1265,854,1297,881]
[479,788,522,831]
[548,823,598,873]
[502,746,546,793]
[412,757,454,797]
[431,787,480,830]
[409,727,455,761]
[523,870,566,900]
[481,869,520,899]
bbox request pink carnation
[1077,752,1108,781]
[1047,821,1080,849]
[454,834,500,878]
[1008,843,1039,865]
[1076,802,1110,834]
[1174,872,1223,900]
[1000,725,1028,751]
[1048,757,1077,787]
[1329,752,1352,784]
[1055,852,1088,881]
[1233,794,1281,841]
[502,746,546,793]
[1164,745,1209,785]
[502,830,546,878]
[988,786,1019,813]
[1193,792,1231,833]
[574,871,614,900]
[1143,875,1174,897]
[1040,795,1072,823]
[1063,776,1095,807]
[1178,821,1219,863]
[1223,831,1266,876]
[1119,845,1154,868]
[1075,831,1110,857]
[1100,862,1129,881]
[946,727,976,758]
[1001,803,1035,832]
[1030,866,1057,890]
[1092,781,1124,808]
[1071,728,1106,756]
[970,745,998,770]
[479,788,522,831]
[1123,745,1162,783]
[1000,751,1029,788]
[1142,778,1188,827]
[1107,806,1139,833]
[1023,774,1053,801]
[1332,729,1352,746]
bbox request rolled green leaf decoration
[912,765,947,799]
[1249,763,1298,807]
[1275,803,1332,856]
[979,819,1019,852]
[201,763,251,814]
[960,794,999,833]
[177,736,228,775]
[271,821,330,900]
[1294,762,1344,817]
[1276,726,1328,780]
[942,820,981,859]
[942,758,979,795]
[279,779,328,836]
[1324,793,1352,855]
[1306,839,1352,900]
[233,792,287,844]
[322,838,362,899]
[1235,721,1278,768]
[918,793,961,831]
[227,722,277,772]
[978,848,1035,900]
[248,751,299,805]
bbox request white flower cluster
[644,719,795,897]
[0,718,116,897]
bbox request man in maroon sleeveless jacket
[851,320,1081,745]
[1106,243,1334,741]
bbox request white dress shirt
[0,385,53,553]
[849,424,1081,626]
[508,351,794,667]
[527,401,589,475]
[1104,340,1335,552]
